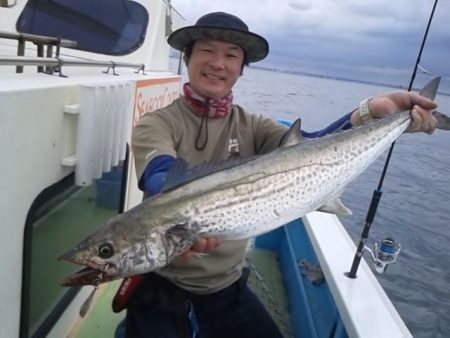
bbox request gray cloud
[171,0,450,87]
[288,1,312,11]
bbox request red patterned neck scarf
[183,83,233,118]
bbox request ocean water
[173,61,450,337]
[236,67,450,338]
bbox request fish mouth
[60,267,104,287]
[59,260,118,287]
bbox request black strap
[195,99,210,150]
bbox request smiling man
[185,39,244,98]
[116,13,288,338]
[114,11,438,338]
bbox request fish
[59,77,450,286]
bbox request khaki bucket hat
[167,12,269,63]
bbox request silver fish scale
[167,112,410,241]
[104,113,409,279]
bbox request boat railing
[0,56,146,77]
[1,30,146,76]
[0,30,77,73]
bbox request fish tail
[433,111,450,130]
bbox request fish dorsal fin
[161,157,189,192]
[161,156,258,193]
[280,118,303,147]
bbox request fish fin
[166,223,196,240]
[161,158,189,192]
[419,77,440,100]
[418,78,450,130]
[161,156,258,193]
[280,118,303,147]
[433,111,450,130]
[317,197,353,216]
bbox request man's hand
[352,91,438,134]
[179,236,222,260]
[407,104,438,134]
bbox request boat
[0,1,411,337]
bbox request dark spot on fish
[131,256,145,265]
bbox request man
[114,11,438,338]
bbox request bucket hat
[167,12,269,63]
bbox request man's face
[187,39,244,99]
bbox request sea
[172,60,450,338]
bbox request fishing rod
[345,0,440,279]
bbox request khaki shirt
[132,97,287,293]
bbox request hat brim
[168,26,269,63]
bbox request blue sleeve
[301,112,353,138]
[140,154,176,195]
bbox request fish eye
[98,242,114,259]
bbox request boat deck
[246,249,294,338]
[70,281,124,338]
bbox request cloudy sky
[170,0,449,88]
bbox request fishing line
[346,0,440,278]
[418,63,450,80]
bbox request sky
[170,0,450,89]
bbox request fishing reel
[364,237,401,274]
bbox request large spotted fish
[59,77,449,286]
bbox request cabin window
[16,0,149,55]
[21,163,126,338]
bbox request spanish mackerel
[60,77,450,286]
